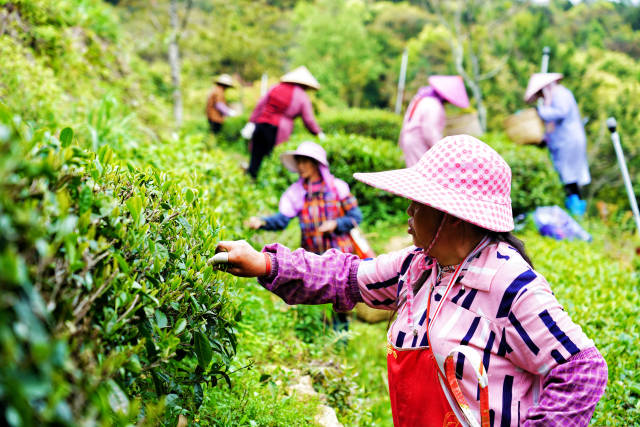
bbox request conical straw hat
[280,66,320,90]
[524,73,563,102]
[215,74,234,87]
[428,75,470,108]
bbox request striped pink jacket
[260,239,608,425]
[359,241,602,425]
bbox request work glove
[241,122,255,139]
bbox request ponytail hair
[488,231,534,268]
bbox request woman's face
[407,201,445,249]
[295,156,319,181]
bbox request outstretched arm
[215,241,362,312]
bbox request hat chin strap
[423,213,447,257]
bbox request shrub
[214,113,250,152]
[520,228,640,425]
[302,108,402,142]
[0,107,245,425]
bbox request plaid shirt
[298,180,358,254]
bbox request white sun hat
[280,66,320,90]
[280,141,329,173]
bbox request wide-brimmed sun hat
[280,141,329,173]
[281,66,320,90]
[524,73,563,102]
[428,75,470,108]
[215,74,234,87]
[354,134,513,232]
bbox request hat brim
[280,152,299,173]
[524,74,563,102]
[280,151,329,173]
[353,168,514,232]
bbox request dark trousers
[564,183,582,198]
[208,120,222,134]
[247,123,278,178]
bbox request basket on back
[444,112,483,137]
[504,108,545,145]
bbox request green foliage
[289,0,384,107]
[316,108,402,142]
[214,113,251,152]
[0,37,64,126]
[3,0,640,424]
[0,107,245,424]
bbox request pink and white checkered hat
[354,135,514,232]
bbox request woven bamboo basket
[504,108,545,144]
[355,303,392,324]
[444,112,483,137]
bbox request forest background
[1,0,640,425]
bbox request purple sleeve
[215,101,234,117]
[523,347,608,425]
[258,243,363,312]
[537,90,571,122]
[294,88,321,134]
[249,94,268,123]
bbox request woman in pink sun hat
[216,135,607,426]
[398,75,470,167]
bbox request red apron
[387,236,493,427]
[387,344,461,427]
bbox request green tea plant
[0,107,243,425]
[315,109,402,142]
[521,228,640,424]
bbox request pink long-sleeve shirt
[259,240,607,426]
[249,83,321,144]
[398,94,446,167]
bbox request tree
[415,0,522,132]
[288,0,384,108]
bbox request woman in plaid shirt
[225,135,607,426]
[248,141,363,333]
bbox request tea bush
[316,108,402,142]
[218,109,402,152]
[0,107,251,425]
[213,113,251,152]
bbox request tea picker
[607,117,640,235]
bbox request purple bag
[532,206,592,242]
